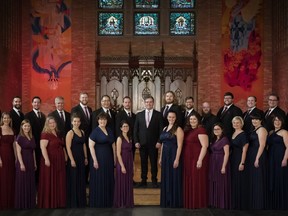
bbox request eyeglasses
[213,128,221,131]
[268,99,278,102]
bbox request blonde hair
[42,116,59,134]
[19,119,33,139]
[232,116,244,127]
[0,112,12,127]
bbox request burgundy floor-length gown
[15,135,36,209]
[114,138,134,208]
[0,129,15,210]
[208,136,231,209]
[183,127,209,209]
[38,133,66,208]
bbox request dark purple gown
[15,135,36,209]
[114,137,134,208]
[0,131,15,210]
[208,136,231,209]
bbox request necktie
[60,111,65,122]
[37,111,41,118]
[106,109,111,118]
[244,109,251,120]
[163,106,169,117]
[185,111,189,118]
[84,107,89,120]
[127,112,131,117]
[265,109,271,119]
[17,110,21,117]
[220,106,228,119]
[146,110,150,127]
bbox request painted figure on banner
[31,0,72,88]
[222,0,262,90]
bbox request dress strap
[274,128,282,134]
[254,126,263,132]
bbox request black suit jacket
[115,109,136,139]
[161,104,183,128]
[10,109,24,135]
[263,106,286,132]
[217,104,243,140]
[71,104,92,140]
[201,113,219,140]
[243,108,264,134]
[134,109,163,146]
[48,110,71,139]
[24,111,46,146]
[92,108,116,135]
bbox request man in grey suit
[134,96,163,188]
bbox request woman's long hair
[119,120,131,140]
[19,119,33,139]
[210,122,225,143]
[184,112,202,132]
[42,116,59,134]
[272,114,285,130]
[0,112,12,127]
[166,111,178,137]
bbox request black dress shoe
[137,181,147,188]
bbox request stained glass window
[170,0,195,9]
[170,12,195,35]
[99,0,123,9]
[134,0,159,9]
[134,13,159,35]
[98,13,124,36]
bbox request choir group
[0,91,288,210]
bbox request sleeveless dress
[183,127,209,209]
[38,133,66,208]
[267,129,288,210]
[0,129,15,210]
[230,131,249,210]
[247,126,267,209]
[66,130,87,207]
[114,137,134,208]
[89,127,115,208]
[15,135,36,209]
[159,128,183,208]
[208,136,231,209]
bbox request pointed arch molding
[95,43,198,113]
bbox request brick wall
[19,0,277,113]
